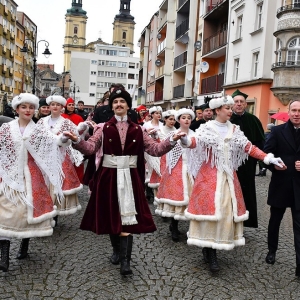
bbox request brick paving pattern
[1,172,299,299]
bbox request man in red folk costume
[64,89,184,276]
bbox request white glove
[269,157,284,168]
[77,122,89,135]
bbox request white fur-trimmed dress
[185,120,266,250]
[38,116,82,216]
[155,129,195,221]
[0,120,64,238]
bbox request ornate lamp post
[70,81,80,102]
[20,39,52,95]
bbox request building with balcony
[70,44,139,107]
[16,11,36,95]
[223,0,289,128]
[271,0,300,106]
[195,0,228,104]
[0,0,17,107]
[139,0,200,109]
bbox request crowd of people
[1,84,299,280]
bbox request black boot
[0,240,10,272]
[109,234,120,265]
[169,219,179,242]
[208,248,220,272]
[260,168,267,176]
[16,238,30,259]
[53,216,58,227]
[120,235,133,275]
[202,247,209,263]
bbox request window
[118,72,126,78]
[122,32,126,39]
[91,71,96,75]
[277,40,282,63]
[294,0,300,8]
[107,50,117,56]
[98,71,105,77]
[90,82,96,86]
[119,51,127,57]
[97,82,105,87]
[236,15,243,39]
[129,62,135,69]
[252,52,259,78]
[234,58,239,82]
[219,62,225,74]
[106,61,117,67]
[105,71,116,77]
[99,49,106,55]
[287,38,300,65]
[255,3,263,30]
[98,60,105,66]
[3,18,7,27]
[74,27,78,34]
[128,73,135,79]
[118,62,127,68]
[91,60,97,64]
[89,93,95,97]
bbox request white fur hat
[175,108,195,122]
[162,109,176,119]
[149,106,163,115]
[12,93,39,110]
[209,95,234,110]
[46,95,67,106]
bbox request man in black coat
[264,99,300,277]
[230,89,265,228]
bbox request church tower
[63,0,88,72]
[112,0,135,53]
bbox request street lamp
[20,39,52,95]
[57,67,72,98]
[70,81,80,102]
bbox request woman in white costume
[155,109,195,242]
[0,93,67,272]
[184,96,285,273]
[37,95,83,224]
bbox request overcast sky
[17,0,162,73]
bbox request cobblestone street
[1,172,300,299]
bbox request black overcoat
[263,121,300,210]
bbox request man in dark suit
[264,99,300,277]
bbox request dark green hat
[232,89,248,100]
[39,98,49,108]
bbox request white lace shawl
[0,119,65,205]
[144,152,161,176]
[166,129,195,174]
[38,116,84,167]
[188,120,251,179]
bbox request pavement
[1,171,300,299]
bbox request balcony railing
[155,65,164,78]
[173,84,185,98]
[155,90,163,102]
[175,18,189,39]
[203,29,227,55]
[272,61,300,69]
[201,73,224,94]
[157,39,166,54]
[174,51,187,70]
[178,0,188,9]
[277,4,300,16]
[207,0,226,14]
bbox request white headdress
[46,95,67,106]
[175,108,195,122]
[12,93,39,110]
[209,95,234,110]
[162,110,176,119]
[149,106,163,115]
